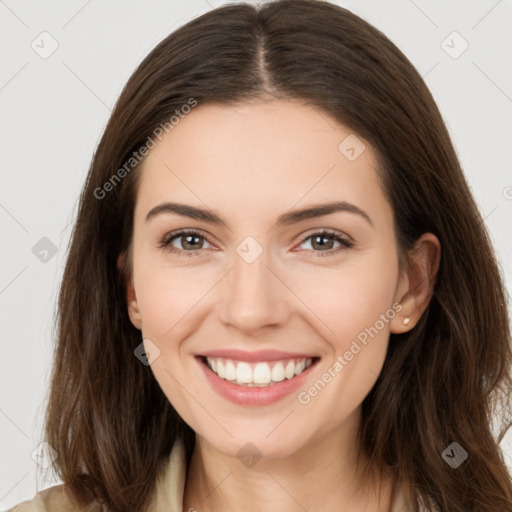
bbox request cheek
[294,252,399,346]
[313,256,399,406]
[134,261,215,340]
[294,252,399,402]
[132,264,209,421]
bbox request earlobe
[117,252,142,330]
[390,233,441,334]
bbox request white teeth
[205,356,315,387]
[285,361,295,379]
[224,360,236,381]
[271,362,285,382]
[236,362,253,384]
[216,360,225,379]
[253,363,272,384]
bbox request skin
[123,99,440,512]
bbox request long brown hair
[44,1,512,510]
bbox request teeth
[271,362,285,382]
[236,362,253,384]
[216,360,225,379]
[295,360,306,375]
[253,363,272,384]
[285,361,295,379]
[205,356,315,387]
[225,360,236,381]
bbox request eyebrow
[145,201,373,228]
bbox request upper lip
[199,349,318,362]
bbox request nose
[218,245,290,335]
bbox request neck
[182,408,395,512]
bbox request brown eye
[176,233,205,250]
[297,230,353,256]
[310,234,336,250]
[160,230,213,256]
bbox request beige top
[7,437,412,511]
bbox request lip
[195,355,320,406]
[199,349,318,362]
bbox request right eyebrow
[145,202,227,226]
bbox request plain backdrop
[1,0,511,509]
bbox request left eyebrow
[145,201,373,228]
[276,201,373,227]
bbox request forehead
[135,100,392,229]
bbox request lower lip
[196,356,318,406]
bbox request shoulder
[5,439,186,512]
[5,484,102,512]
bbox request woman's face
[126,99,411,460]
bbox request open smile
[196,350,320,405]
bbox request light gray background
[1,0,511,508]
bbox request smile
[196,350,320,406]
[203,356,315,387]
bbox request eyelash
[158,229,354,258]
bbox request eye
[295,230,354,257]
[159,229,213,256]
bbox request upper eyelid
[163,228,214,245]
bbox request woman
[9,0,512,511]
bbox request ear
[117,252,142,330]
[390,233,441,334]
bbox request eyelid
[295,227,354,245]
[159,228,354,257]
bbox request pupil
[185,235,201,249]
[314,235,332,250]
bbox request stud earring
[403,317,411,326]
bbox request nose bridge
[218,236,288,332]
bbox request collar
[149,437,187,512]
